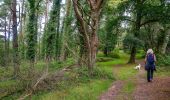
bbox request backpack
[147,53,154,65]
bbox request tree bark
[60,0,72,61]
[19,0,25,59]
[4,16,7,67]
[45,0,49,25]
[27,0,36,69]
[128,0,142,63]
[7,14,11,63]
[55,0,61,60]
[12,0,20,77]
[161,29,170,54]
[73,0,104,73]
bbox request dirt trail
[99,81,124,100]
[99,60,170,100]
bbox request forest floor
[99,59,170,100]
[1,53,170,100]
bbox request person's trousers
[147,68,154,82]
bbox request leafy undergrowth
[30,52,131,100]
[31,62,116,100]
[33,80,112,100]
[0,57,120,99]
[155,66,170,77]
[0,58,74,99]
[2,50,169,100]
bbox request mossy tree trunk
[73,0,104,73]
[12,0,20,77]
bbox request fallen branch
[17,64,76,100]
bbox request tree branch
[72,0,90,46]
[35,0,42,9]
[140,19,159,27]
[121,17,135,23]
[97,0,104,10]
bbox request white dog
[134,64,141,70]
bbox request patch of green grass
[122,81,135,94]
[113,64,138,80]
[136,50,145,59]
[0,80,17,89]
[1,51,132,99]
[155,66,170,77]
[0,79,21,99]
[31,57,123,100]
[33,79,112,100]
[97,51,105,57]
[97,59,127,67]
[0,67,13,80]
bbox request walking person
[145,49,156,82]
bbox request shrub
[96,57,113,62]
[157,54,170,66]
[73,67,114,83]
[108,49,120,58]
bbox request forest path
[99,59,170,100]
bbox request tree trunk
[45,0,49,25]
[27,0,37,70]
[55,0,61,60]
[38,17,42,60]
[60,0,72,61]
[7,14,11,63]
[161,29,170,54]
[128,0,142,63]
[73,0,103,73]
[35,7,39,63]
[4,16,7,67]
[12,0,20,77]
[19,0,25,59]
[128,46,136,63]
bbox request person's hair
[147,49,154,54]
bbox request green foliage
[74,67,114,82]
[31,57,118,100]
[136,50,145,59]
[42,0,62,59]
[34,79,112,100]
[99,2,120,56]
[108,49,121,58]
[113,64,137,80]
[0,40,5,66]
[123,33,144,50]
[155,66,170,77]
[26,0,37,61]
[97,57,113,62]
[157,54,170,66]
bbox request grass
[1,50,169,100]
[136,50,145,59]
[113,64,137,80]
[0,58,74,99]
[0,67,13,81]
[33,79,112,100]
[122,81,135,94]
[31,60,118,100]
[155,66,170,77]
[0,79,22,99]
[30,51,130,100]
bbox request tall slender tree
[12,0,20,76]
[43,0,61,61]
[60,0,73,61]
